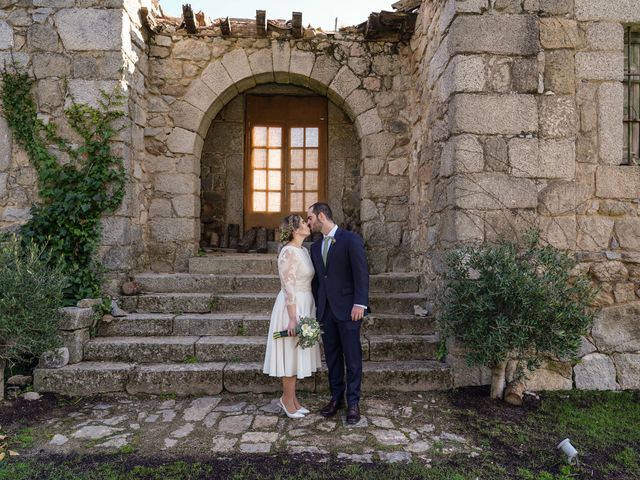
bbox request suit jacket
[311,227,369,322]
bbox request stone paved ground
[8,391,481,464]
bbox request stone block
[100,216,129,246]
[442,55,486,99]
[509,138,575,179]
[539,96,578,138]
[540,19,581,49]
[169,100,204,133]
[355,109,382,137]
[66,80,121,109]
[0,173,7,198]
[126,363,224,396]
[248,49,274,81]
[596,165,640,198]
[524,361,572,391]
[360,199,378,222]
[2,207,31,222]
[58,328,89,364]
[167,128,198,154]
[450,94,538,135]
[0,116,10,171]
[450,14,539,56]
[0,20,12,50]
[221,49,254,90]
[450,173,538,210]
[329,66,361,104]
[512,57,539,94]
[271,40,291,80]
[155,173,198,195]
[361,132,395,158]
[441,208,484,243]
[363,222,403,246]
[171,195,198,218]
[538,216,577,249]
[27,23,57,51]
[590,261,628,282]
[34,362,132,396]
[574,353,619,390]
[310,54,341,93]
[539,0,572,14]
[615,217,640,250]
[361,175,409,198]
[585,22,624,51]
[614,354,640,390]
[577,216,614,250]
[173,38,210,61]
[614,282,636,303]
[538,181,592,215]
[440,134,484,176]
[484,136,508,172]
[150,218,198,242]
[575,51,624,81]
[544,50,575,95]
[200,61,235,96]
[33,53,72,79]
[54,9,122,51]
[484,209,536,242]
[576,0,640,22]
[345,89,375,117]
[289,49,315,79]
[592,302,640,353]
[598,82,624,165]
[58,307,94,330]
[38,348,69,369]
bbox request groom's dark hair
[310,202,333,221]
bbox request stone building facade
[1,0,639,391]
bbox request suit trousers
[320,305,362,406]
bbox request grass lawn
[0,389,638,479]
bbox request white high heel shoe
[297,407,310,415]
[279,398,305,419]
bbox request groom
[307,202,369,425]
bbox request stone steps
[83,334,440,363]
[131,272,421,294]
[189,254,279,274]
[97,313,436,337]
[33,360,452,396]
[118,292,425,315]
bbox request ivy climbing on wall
[0,67,127,304]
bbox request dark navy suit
[311,227,369,406]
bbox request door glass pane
[253,191,266,212]
[268,127,282,147]
[268,192,281,212]
[268,170,281,191]
[306,127,319,147]
[291,128,304,147]
[290,149,304,169]
[305,171,318,190]
[305,192,317,207]
[253,149,267,168]
[290,192,303,212]
[268,149,281,169]
[305,149,318,169]
[253,170,267,190]
[253,127,267,147]
[290,171,304,191]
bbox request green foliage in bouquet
[440,230,597,381]
[0,67,126,304]
[273,316,323,349]
[0,233,67,369]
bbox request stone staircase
[34,254,452,396]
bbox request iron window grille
[624,28,640,165]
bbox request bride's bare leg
[281,376,297,413]
[294,396,302,410]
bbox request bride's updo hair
[279,214,302,245]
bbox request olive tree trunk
[490,360,508,400]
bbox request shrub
[440,230,597,400]
[0,234,67,374]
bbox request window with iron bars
[624,28,640,165]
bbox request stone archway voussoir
[248,49,275,83]
[221,49,255,89]
[355,108,384,138]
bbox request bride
[262,214,321,418]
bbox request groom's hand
[351,306,365,322]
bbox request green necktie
[322,236,332,266]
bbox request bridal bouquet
[273,316,322,349]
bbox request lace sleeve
[278,247,298,306]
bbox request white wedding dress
[262,244,322,379]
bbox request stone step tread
[133,272,422,279]
[131,292,427,299]
[112,312,430,320]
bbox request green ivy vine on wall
[0,67,127,304]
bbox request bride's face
[295,217,311,237]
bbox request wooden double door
[244,95,328,230]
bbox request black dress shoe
[319,399,344,418]
[346,404,361,425]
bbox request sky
[158,0,395,30]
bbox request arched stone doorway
[199,84,361,248]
